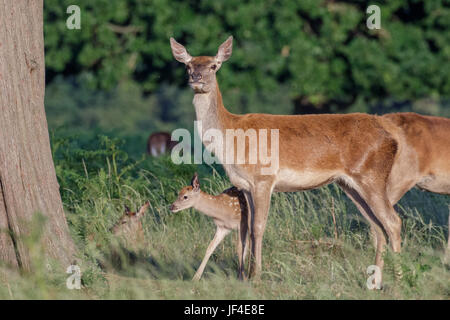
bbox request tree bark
[0,0,76,270]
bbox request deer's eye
[183,195,188,200]
[211,64,217,70]
[121,220,127,224]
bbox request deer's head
[170,173,201,212]
[170,36,233,93]
[111,201,149,237]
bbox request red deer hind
[170,36,450,286]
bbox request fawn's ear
[191,172,200,191]
[170,37,192,64]
[216,36,233,63]
[137,201,150,218]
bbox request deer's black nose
[191,72,202,82]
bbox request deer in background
[147,132,178,156]
[170,36,450,286]
[170,173,249,280]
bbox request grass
[0,139,449,300]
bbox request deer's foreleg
[193,226,230,281]
[248,180,274,280]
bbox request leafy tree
[44,0,449,114]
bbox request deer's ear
[191,172,200,191]
[170,37,192,64]
[216,36,233,63]
[137,201,150,218]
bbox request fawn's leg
[193,226,230,281]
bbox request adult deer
[170,36,450,284]
[147,132,178,156]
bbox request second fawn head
[111,201,149,238]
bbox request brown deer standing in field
[170,173,249,280]
[147,132,178,156]
[170,36,450,286]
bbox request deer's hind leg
[342,135,403,283]
[341,175,404,286]
[338,181,387,271]
[361,185,403,279]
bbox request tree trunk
[0,0,76,270]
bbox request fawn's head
[170,173,202,212]
[170,36,233,94]
[111,201,149,236]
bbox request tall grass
[0,137,448,299]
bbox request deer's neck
[193,79,231,136]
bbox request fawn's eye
[211,64,216,70]
[183,195,188,200]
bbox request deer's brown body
[170,36,450,284]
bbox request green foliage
[44,0,450,113]
[44,1,450,156]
